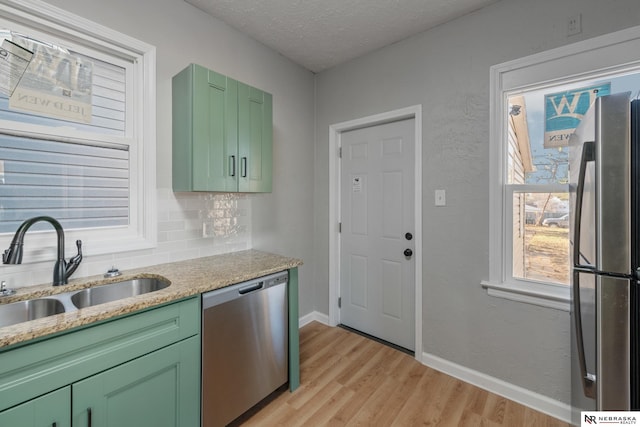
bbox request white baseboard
[299,310,329,328]
[421,352,572,423]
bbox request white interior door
[340,118,415,351]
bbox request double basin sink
[0,278,170,328]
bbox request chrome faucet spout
[2,216,82,286]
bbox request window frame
[484,25,640,311]
[0,0,156,261]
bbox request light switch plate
[435,189,446,206]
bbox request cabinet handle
[230,155,236,177]
[87,407,92,427]
[241,157,247,178]
[52,423,57,427]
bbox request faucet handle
[0,281,16,297]
[3,247,18,264]
[65,240,83,280]
[104,266,122,278]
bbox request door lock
[405,232,413,240]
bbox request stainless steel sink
[70,278,170,309]
[0,298,66,328]
[0,276,170,328]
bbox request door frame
[328,105,422,361]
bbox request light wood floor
[233,322,570,426]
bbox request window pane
[512,192,569,285]
[507,73,640,287]
[0,30,126,136]
[0,134,129,233]
[507,94,569,185]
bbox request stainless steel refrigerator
[570,91,640,423]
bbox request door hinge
[338,297,341,308]
[338,147,342,158]
[338,222,342,233]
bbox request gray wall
[21,0,640,407]
[313,0,640,403]
[43,0,317,315]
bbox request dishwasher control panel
[265,272,288,287]
[202,270,289,308]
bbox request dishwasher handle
[238,281,263,294]
[202,271,289,310]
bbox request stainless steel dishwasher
[201,271,288,427]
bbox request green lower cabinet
[0,298,200,427]
[0,386,71,427]
[72,335,200,427]
[0,335,200,427]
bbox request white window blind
[0,136,129,233]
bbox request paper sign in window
[0,39,33,97]
[9,41,92,124]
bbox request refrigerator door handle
[573,271,597,398]
[572,139,597,399]
[572,140,594,268]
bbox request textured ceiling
[184,0,498,73]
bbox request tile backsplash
[2,188,252,289]
[200,193,249,238]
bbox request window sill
[481,280,570,312]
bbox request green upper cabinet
[172,64,272,193]
[238,82,273,193]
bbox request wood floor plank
[347,376,401,426]
[503,400,526,426]
[234,322,570,427]
[458,410,503,427]
[375,362,427,425]
[299,385,355,427]
[482,393,508,424]
[465,385,490,417]
[438,380,478,427]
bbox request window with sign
[486,28,640,309]
[0,0,156,260]
[508,82,613,287]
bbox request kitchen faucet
[2,216,83,286]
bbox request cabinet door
[192,66,238,191]
[238,82,272,192]
[0,386,70,427]
[72,336,199,427]
[194,67,238,191]
[173,64,238,192]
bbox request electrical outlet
[567,14,582,36]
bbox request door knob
[404,248,413,257]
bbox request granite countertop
[0,249,302,349]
